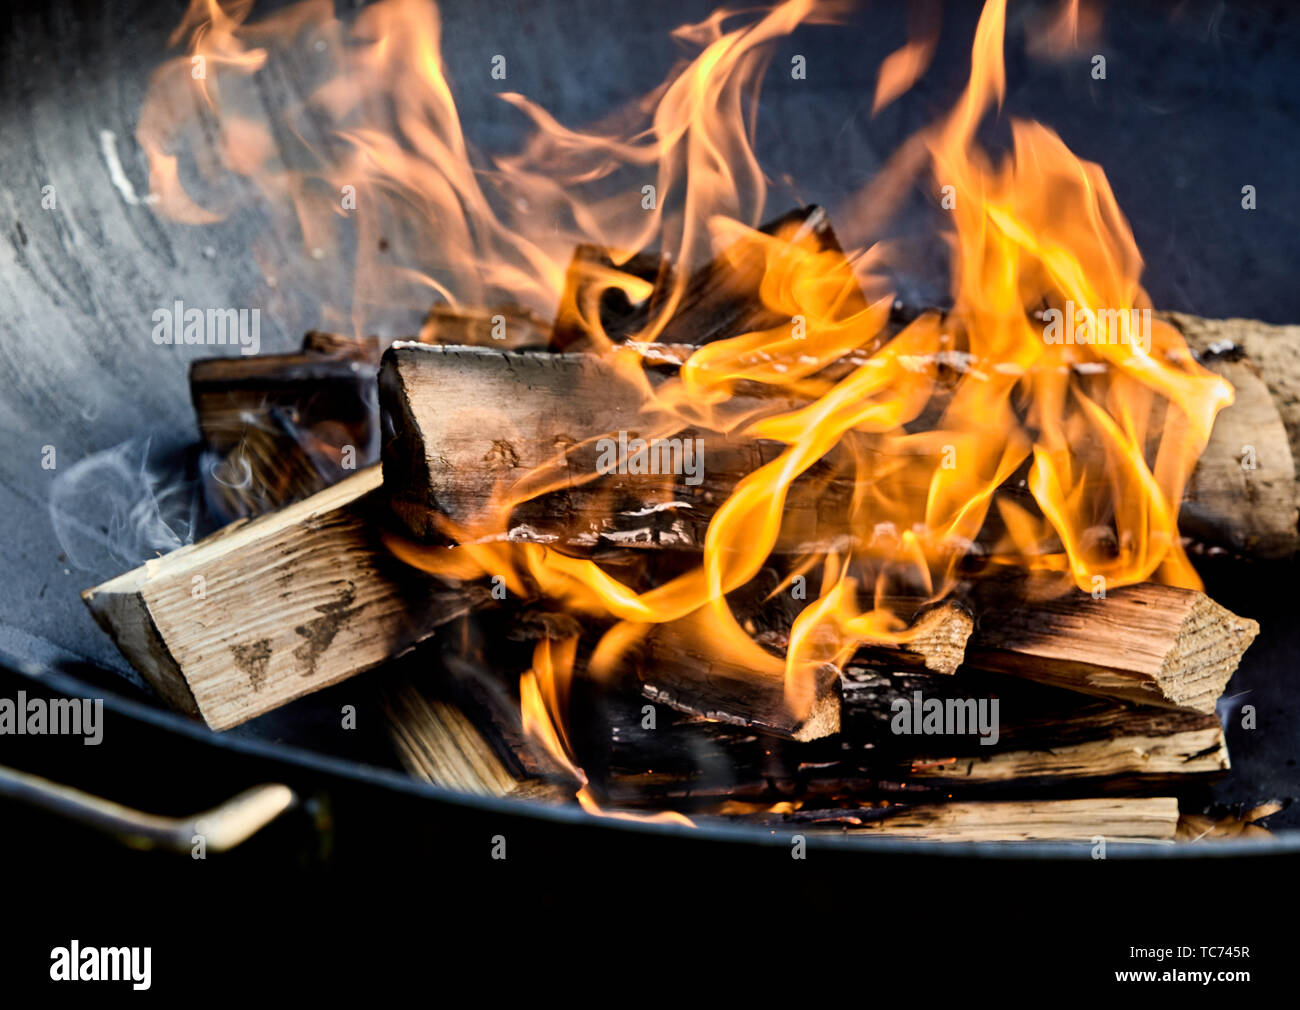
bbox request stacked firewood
[84,207,1298,843]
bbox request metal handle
[0,763,297,854]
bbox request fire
[522,637,693,826]
[143,0,1235,809]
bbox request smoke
[49,437,204,579]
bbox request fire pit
[4,0,1299,861]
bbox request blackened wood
[551,245,673,351]
[639,629,842,742]
[190,350,378,520]
[652,205,870,347]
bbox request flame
[146,0,1235,798]
[872,2,940,114]
[521,637,693,826]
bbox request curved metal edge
[4,629,1297,861]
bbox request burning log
[595,667,1227,805]
[551,245,673,351]
[964,580,1258,713]
[639,638,841,742]
[378,334,1299,561]
[550,206,859,351]
[628,595,971,742]
[732,797,1180,842]
[379,343,800,548]
[82,467,486,730]
[648,205,868,347]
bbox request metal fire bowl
[1,0,1298,858]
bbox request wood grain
[83,467,484,730]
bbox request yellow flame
[147,0,1236,771]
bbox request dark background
[0,0,1296,992]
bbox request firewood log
[964,579,1258,713]
[638,640,842,743]
[190,350,378,519]
[728,797,1180,842]
[1161,312,1298,559]
[590,666,1227,805]
[630,599,972,742]
[382,658,579,800]
[82,467,486,731]
[378,330,1298,559]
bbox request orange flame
[145,0,1234,787]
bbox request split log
[190,350,378,519]
[82,467,485,731]
[586,665,1226,805]
[380,343,827,548]
[382,660,579,800]
[1161,312,1298,558]
[379,342,914,550]
[964,579,1258,713]
[729,797,1180,842]
[836,667,1228,795]
[379,338,1297,560]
